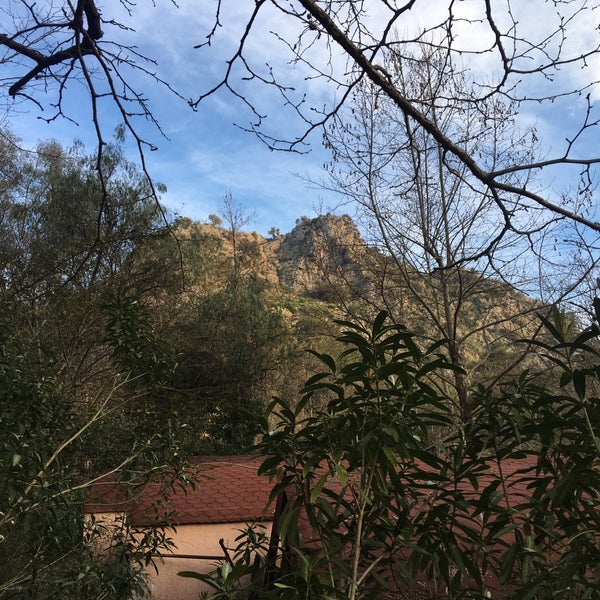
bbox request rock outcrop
[274,214,370,299]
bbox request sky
[2,1,342,236]
[1,1,599,238]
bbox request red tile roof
[84,454,594,599]
[85,455,276,526]
[83,454,545,530]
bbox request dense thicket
[0,131,297,598]
[187,310,600,600]
[0,129,188,597]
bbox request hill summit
[175,213,370,299]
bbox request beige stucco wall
[148,522,240,599]
[147,521,271,600]
[87,512,271,600]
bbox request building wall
[146,521,271,600]
[87,512,271,600]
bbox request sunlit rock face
[275,214,371,299]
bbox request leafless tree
[0,0,182,213]
[194,1,600,238]
[1,1,599,260]
[219,191,256,277]
[317,43,555,420]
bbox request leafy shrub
[185,308,599,599]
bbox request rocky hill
[273,214,371,299]
[173,212,542,387]
[174,213,370,297]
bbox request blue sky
[1,2,342,236]
[5,87,331,236]
[1,1,599,239]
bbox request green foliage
[253,313,465,599]
[0,131,186,599]
[0,341,79,598]
[0,136,165,298]
[191,309,600,600]
[466,305,600,599]
[0,338,173,600]
[104,294,177,385]
[173,276,286,454]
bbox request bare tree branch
[297,0,600,234]
[1,0,599,268]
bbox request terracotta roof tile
[85,455,543,529]
[85,456,276,527]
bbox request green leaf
[572,369,586,399]
[304,372,331,387]
[559,370,572,387]
[382,445,397,466]
[537,310,564,343]
[219,561,232,580]
[178,571,208,580]
[372,310,389,338]
[411,449,446,471]
[258,455,283,476]
[336,464,348,487]
[309,474,328,504]
[307,350,337,373]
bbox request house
[85,454,593,599]
[84,456,276,600]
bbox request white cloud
[4,0,599,234]
[103,0,600,228]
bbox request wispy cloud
[2,1,598,237]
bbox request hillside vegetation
[170,212,544,428]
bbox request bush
[183,308,600,599]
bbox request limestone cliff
[273,214,370,299]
